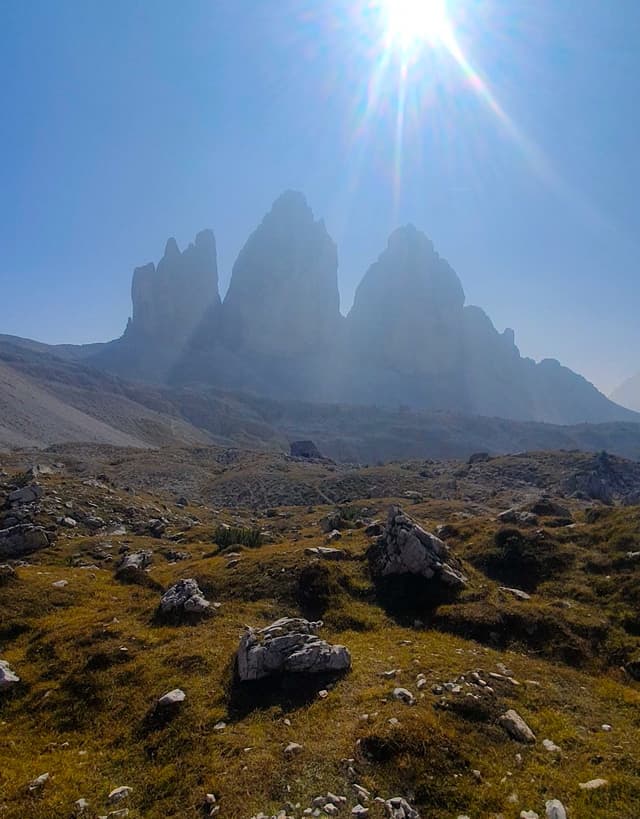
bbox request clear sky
[1,0,638,393]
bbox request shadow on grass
[226,661,350,721]
[370,572,462,626]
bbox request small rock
[384,796,420,818]
[498,709,536,743]
[579,778,608,790]
[542,738,560,752]
[545,800,567,819]
[392,687,415,705]
[352,785,370,802]
[28,772,49,791]
[108,786,133,804]
[157,688,186,707]
[499,586,531,601]
[520,812,539,819]
[52,579,68,588]
[74,798,90,815]
[284,742,303,756]
[601,723,612,732]
[0,659,20,689]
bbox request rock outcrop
[129,230,220,345]
[0,524,49,558]
[348,225,465,378]
[290,440,323,459]
[236,617,351,681]
[221,191,341,358]
[369,506,467,589]
[160,578,211,616]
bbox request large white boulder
[237,617,351,681]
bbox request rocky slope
[3,340,640,461]
[2,450,640,818]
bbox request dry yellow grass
[1,468,640,818]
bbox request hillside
[2,448,640,818]
[0,347,215,451]
[3,342,640,463]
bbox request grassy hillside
[1,451,640,817]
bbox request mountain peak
[221,193,340,356]
[163,237,180,259]
[129,232,220,344]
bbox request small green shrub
[213,525,263,549]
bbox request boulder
[290,440,323,459]
[236,617,351,681]
[118,551,153,572]
[108,786,133,804]
[545,800,567,819]
[0,659,20,689]
[6,484,43,506]
[0,524,49,558]
[497,509,538,526]
[368,506,467,588]
[305,546,347,560]
[384,797,420,819]
[527,497,571,518]
[157,688,186,707]
[160,578,210,615]
[498,709,536,743]
[392,687,415,706]
[468,452,491,465]
[579,778,608,790]
[319,510,345,533]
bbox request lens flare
[379,0,451,51]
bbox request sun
[379,0,451,51]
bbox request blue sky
[1,0,638,393]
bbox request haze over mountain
[612,373,640,413]
[39,191,634,428]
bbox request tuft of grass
[213,525,263,550]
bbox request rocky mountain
[88,230,220,382]
[343,224,633,424]
[5,191,637,428]
[612,372,640,412]
[220,191,341,357]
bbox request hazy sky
[2,0,639,393]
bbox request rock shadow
[370,571,463,626]
[227,661,349,721]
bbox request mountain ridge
[3,191,636,428]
